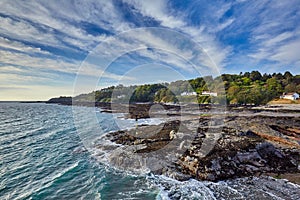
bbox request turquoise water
[1,103,300,200]
[0,103,159,199]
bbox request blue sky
[0,0,300,100]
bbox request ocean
[1,103,299,200]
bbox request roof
[284,92,299,95]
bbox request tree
[244,72,250,78]
[284,71,293,79]
[227,85,241,102]
[283,71,293,84]
[262,73,271,81]
[266,77,282,92]
[273,73,284,80]
[241,77,251,85]
[250,71,262,81]
[248,85,265,105]
[72,70,299,106]
[285,83,297,93]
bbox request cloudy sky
[0,0,300,100]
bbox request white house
[280,92,299,100]
[201,91,218,97]
[117,94,126,99]
[181,91,197,96]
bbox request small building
[280,92,299,100]
[181,91,197,96]
[201,91,218,97]
[117,94,126,99]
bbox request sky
[0,0,300,100]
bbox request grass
[199,113,212,117]
[268,98,300,104]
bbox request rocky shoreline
[46,99,300,183]
[95,111,300,184]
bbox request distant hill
[47,96,72,105]
[49,71,300,106]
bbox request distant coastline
[45,71,300,107]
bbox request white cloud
[0,49,135,82]
[0,16,60,47]
[1,0,300,100]
[0,0,132,51]
[122,0,230,70]
[0,50,78,74]
[219,0,300,71]
[0,37,51,55]
[0,71,53,85]
[87,28,221,78]
[123,0,185,28]
[270,38,300,63]
[0,84,74,101]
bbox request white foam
[147,175,300,200]
[49,162,79,183]
[115,117,165,131]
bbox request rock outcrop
[96,114,300,183]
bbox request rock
[236,151,266,167]
[245,165,259,173]
[256,142,284,159]
[206,173,216,181]
[211,159,221,171]
[239,130,258,137]
[169,130,177,140]
[100,114,300,183]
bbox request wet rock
[256,142,284,159]
[239,130,258,137]
[99,114,300,183]
[236,151,266,167]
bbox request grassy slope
[268,98,300,104]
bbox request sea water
[0,103,159,199]
[1,103,300,200]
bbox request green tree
[250,71,262,81]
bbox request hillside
[70,71,299,106]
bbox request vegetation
[73,71,300,105]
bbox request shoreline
[17,101,300,184]
[94,111,300,185]
[45,100,300,117]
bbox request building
[280,92,299,100]
[201,91,218,97]
[180,91,197,96]
[117,94,126,99]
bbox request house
[117,94,126,99]
[201,91,218,97]
[280,92,299,100]
[181,91,197,96]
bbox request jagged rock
[239,130,258,137]
[256,142,284,159]
[235,151,266,167]
[99,114,300,183]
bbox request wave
[51,162,79,181]
[150,175,300,200]
[27,162,80,198]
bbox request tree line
[73,71,300,105]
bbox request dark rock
[99,114,300,183]
[256,142,284,159]
[239,130,259,137]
